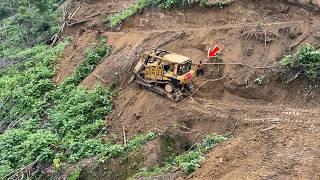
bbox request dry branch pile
[51,4,119,46]
[51,5,81,45]
[241,25,278,43]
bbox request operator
[196,61,204,77]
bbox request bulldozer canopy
[162,53,191,64]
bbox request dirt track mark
[182,97,320,133]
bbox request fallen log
[202,62,274,69]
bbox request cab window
[177,61,192,75]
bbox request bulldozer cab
[139,49,194,82]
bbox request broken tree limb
[68,6,81,20]
[68,17,95,26]
[171,74,228,108]
[289,32,312,50]
[7,159,39,180]
[179,124,202,133]
[202,62,274,69]
[188,128,204,151]
[176,126,203,134]
[123,125,127,146]
[311,100,320,107]
[94,74,108,83]
[68,10,121,26]
[265,28,267,47]
[261,125,276,132]
[154,30,186,49]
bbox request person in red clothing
[196,61,204,77]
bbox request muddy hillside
[55,0,320,179]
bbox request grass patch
[108,0,152,29]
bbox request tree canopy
[0,0,60,59]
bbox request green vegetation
[108,0,152,29]
[98,132,157,161]
[0,42,67,178]
[0,40,116,179]
[68,168,82,180]
[132,133,231,178]
[280,44,320,82]
[0,36,157,179]
[66,132,157,179]
[254,75,266,85]
[0,0,60,59]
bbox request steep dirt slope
[56,0,320,179]
[192,122,320,179]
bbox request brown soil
[54,31,99,84]
[57,0,320,179]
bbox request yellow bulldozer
[132,49,195,101]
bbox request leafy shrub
[132,133,230,178]
[174,133,230,173]
[0,41,68,132]
[280,44,320,81]
[99,132,157,160]
[0,129,59,178]
[61,39,112,88]
[154,0,189,9]
[67,169,82,180]
[174,148,204,173]
[0,42,67,178]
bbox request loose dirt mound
[56,0,320,179]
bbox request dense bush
[0,42,67,178]
[0,40,115,179]
[280,44,320,82]
[0,42,68,133]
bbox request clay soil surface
[58,0,320,179]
